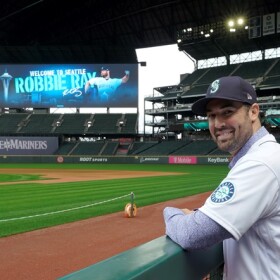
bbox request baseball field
[0,163,228,279]
[0,163,228,238]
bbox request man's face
[101,69,109,78]
[206,99,256,155]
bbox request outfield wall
[0,155,230,165]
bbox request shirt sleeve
[163,207,232,250]
[88,77,95,86]
[200,159,279,240]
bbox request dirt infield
[0,169,210,280]
[0,168,183,184]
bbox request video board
[0,64,138,108]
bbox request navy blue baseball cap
[191,76,257,116]
[101,66,109,71]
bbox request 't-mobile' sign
[169,156,197,164]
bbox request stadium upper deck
[145,57,280,137]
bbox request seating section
[267,117,280,127]
[259,59,280,88]
[70,142,105,155]
[0,113,29,134]
[0,113,139,137]
[260,75,280,88]
[233,59,276,80]
[87,114,122,135]
[54,114,92,135]
[120,114,138,134]
[54,140,231,156]
[55,142,77,155]
[100,141,119,155]
[194,64,237,86]
[137,140,190,155]
[181,58,280,98]
[181,84,208,96]
[128,140,223,156]
[266,59,280,76]
[172,140,217,155]
[128,142,158,155]
[180,68,210,86]
[19,114,59,134]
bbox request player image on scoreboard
[84,66,130,106]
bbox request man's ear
[250,103,260,121]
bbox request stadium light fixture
[226,16,246,33]
[176,17,247,45]
[237,18,244,25]
[228,20,234,27]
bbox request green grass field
[0,163,228,238]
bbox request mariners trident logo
[210,79,220,94]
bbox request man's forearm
[163,207,232,250]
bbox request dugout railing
[58,235,224,280]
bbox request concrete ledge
[59,236,223,280]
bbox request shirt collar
[229,126,269,169]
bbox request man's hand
[181,208,195,214]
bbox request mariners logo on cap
[210,79,220,94]
[210,181,235,204]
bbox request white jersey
[88,77,122,95]
[200,133,280,280]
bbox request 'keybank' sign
[0,137,58,155]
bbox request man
[84,67,130,102]
[163,76,280,279]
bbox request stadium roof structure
[0,0,279,64]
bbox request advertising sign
[0,136,58,155]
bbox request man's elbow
[166,232,191,250]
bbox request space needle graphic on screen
[0,69,13,102]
